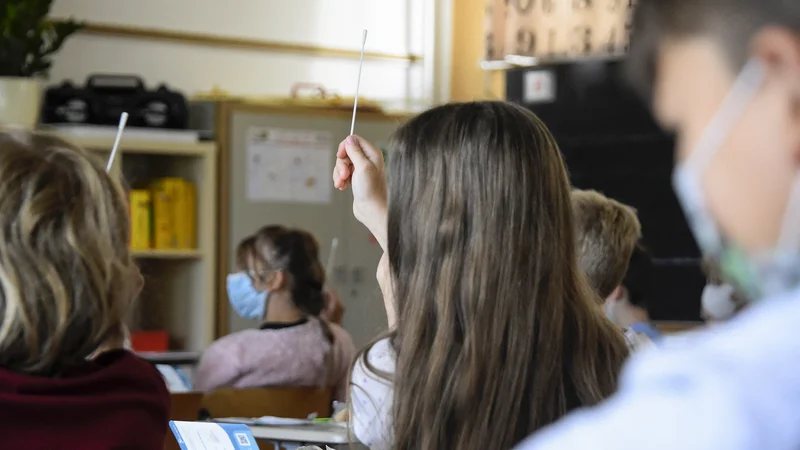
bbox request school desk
[138,351,201,366]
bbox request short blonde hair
[0,131,135,376]
[572,189,642,299]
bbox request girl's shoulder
[356,337,396,376]
[350,337,395,450]
[202,329,263,356]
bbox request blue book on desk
[169,420,258,449]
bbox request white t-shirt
[515,288,800,450]
[350,338,395,450]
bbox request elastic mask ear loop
[675,59,766,259]
[687,59,766,171]
[758,175,800,297]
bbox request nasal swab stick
[106,112,128,172]
[350,30,368,136]
[325,237,339,281]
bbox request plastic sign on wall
[485,0,636,61]
[523,70,556,103]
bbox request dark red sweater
[0,349,170,450]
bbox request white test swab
[325,237,339,281]
[106,112,129,172]
[350,30,368,136]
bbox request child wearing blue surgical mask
[194,226,356,401]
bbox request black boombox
[41,74,189,129]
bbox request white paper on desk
[171,421,237,450]
[246,127,333,204]
[254,416,311,426]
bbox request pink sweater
[194,318,355,401]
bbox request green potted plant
[0,0,81,128]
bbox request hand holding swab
[350,30,368,136]
[106,112,128,172]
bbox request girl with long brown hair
[333,101,629,450]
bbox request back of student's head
[572,189,642,299]
[382,101,629,449]
[0,131,135,376]
[627,0,800,96]
[249,226,326,316]
[235,235,257,272]
[622,245,654,310]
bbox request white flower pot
[0,77,42,129]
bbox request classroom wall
[49,0,453,107]
[450,0,505,101]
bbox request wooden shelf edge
[50,19,422,63]
[41,130,217,156]
[76,138,216,156]
[654,321,703,333]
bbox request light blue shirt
[515,288,800,450]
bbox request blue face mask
[226,272,269,320]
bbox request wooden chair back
[201,386,334,419]
[164,392,205,450]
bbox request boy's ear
[752,26,800,161]
[751,26,800,88]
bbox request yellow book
[129,190,151,250]
[167,178,183,249]
[150,179,174,249]
[180,180,196,249]
[170,179,187,249]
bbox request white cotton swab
[106,112,129,172]
[350,30,368,136]
[325,237,339,281]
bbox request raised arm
[333,135,394,325]
[332,135,388,251]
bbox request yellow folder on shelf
[129,190,151,250]
[150,178,176,249]
[181,180,196,249]
[149,178,197,250]
[173,179,197,249]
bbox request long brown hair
[357,102,628,449]
[0,131,136,376]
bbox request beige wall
[450,0,504,102]
[50,0,453,107]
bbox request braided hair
[251,226,333,342]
